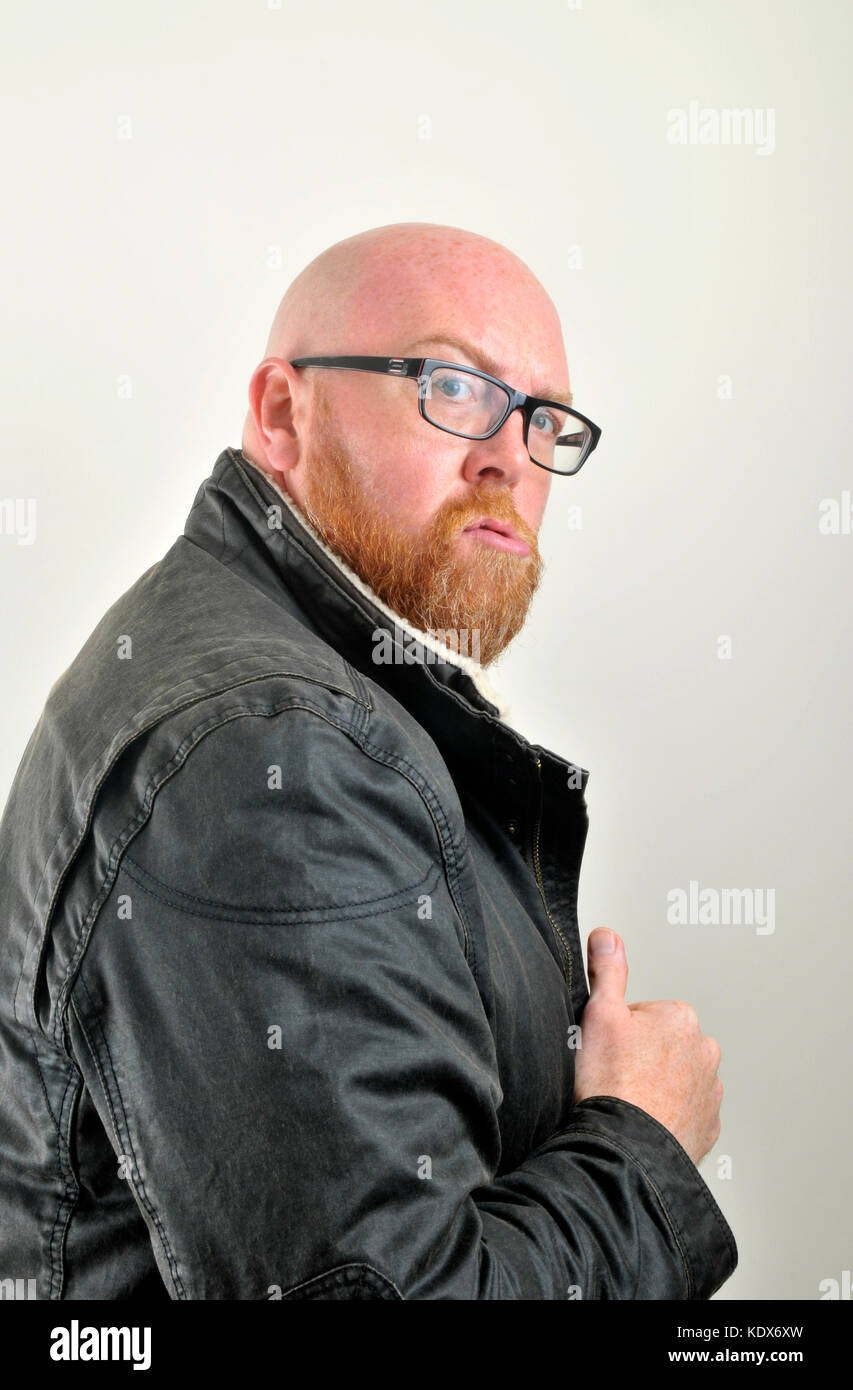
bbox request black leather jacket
[0,446,737,1299]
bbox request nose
[459,405,532,488]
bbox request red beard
[300,386,543,668]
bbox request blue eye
[531,408,559,436]
[438,375,475,401]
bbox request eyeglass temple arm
[289,356,424,376]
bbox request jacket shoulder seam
[277,1261,405,1300]
[15,667,370,1032]
[51,696,366,1045]
[119,851,443,924]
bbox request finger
[586,929,628,1005]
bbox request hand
[573,928,724,1166]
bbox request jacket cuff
[569,1095,738,1299]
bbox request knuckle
[596,996,628,1025]
[676,999,699,1029]
[706,1035,722,1066]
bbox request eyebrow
[404,333,573,407]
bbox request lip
[461,516,530,557]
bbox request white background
[1,0,850,1300]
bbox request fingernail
[590,929,616,955]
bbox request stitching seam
[70,980,186,1299]
[16,669,366,1033]
[119,854,443,925]
[49,697,359,1045]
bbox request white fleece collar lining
[237,452,512,722]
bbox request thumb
[586,928,628,1005]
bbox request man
[0,222,736,1299]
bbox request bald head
[240,221,569,459]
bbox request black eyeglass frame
[288,355,602,476]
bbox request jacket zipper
[531,755,573,996]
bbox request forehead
[405,332,572,405]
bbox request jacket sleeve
[65,702,737,1300]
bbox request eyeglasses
[288,355,601,476]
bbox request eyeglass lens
[422,366,589,473]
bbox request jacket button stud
[506,820,520,838]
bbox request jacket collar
[234,449,512,721]
[189,448,589,799]
[208,447,521,728]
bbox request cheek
[517,475,551,531]
[375,445,453,533]
[363,458,432,534]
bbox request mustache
[429,485,539,548]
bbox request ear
[245,358,303,480]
